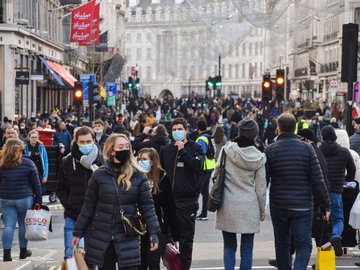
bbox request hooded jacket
[319,141,356,194]
[215,142,266,234]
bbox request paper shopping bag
[349,193,360,229]
[74,249,88,270]
[66,256,78,270]
[60,261,68,270]
[315,247,335,270]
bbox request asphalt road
[1,198,360,269]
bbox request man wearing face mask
[93,119,109,153]
[159,118,205,270]
[56,126,103,260]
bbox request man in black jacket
[265,114,330,270]
[159,118,204,270]
[56,126,103,260]
[320,125,356,256]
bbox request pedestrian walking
[23,130,49,195]
[215,117,266,270]
[137,147,179,270]
[53,121,72,154]
[93,119,109,153]
[0,139,42,261]
[265,114,330,270]
[72,134,160,270]
[56,126,103,260]
[159,118,205,270]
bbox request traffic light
[276,69,285,101]
[73,82,83,107]
[206,77,214,90]
[89,81,99,106]
[135,78,140,88]
[262,74,272,102]
[128,76,133,89]
[214,75,222,89]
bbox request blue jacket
[0,157,42,204]
[53,128,72,149]
[24,143,49,179]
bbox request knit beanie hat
[321,125,337,142]
[238,117,259,140]
[297,128,315,142]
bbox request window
[236,64,239,78]
[254,63,258,78]
[146,66,151,80]
[137,33,142,42]
[255,42,258,56]
[228,64,232,79]
[147,48,152,60]
[242,44,246,56]
[126,49,131,60]
[242,63,245,78]
[260,42,263,54]
[249,43,252,56]
[137,48,142,60]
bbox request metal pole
[219,55,221,76]
[188,76,191,97]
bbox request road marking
[190,267,359,269]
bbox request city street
[2,197,360,270]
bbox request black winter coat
[350,130,360,155]
[73,162,160,268]
[56,150,103,220]
[132,133,170,154]
[265,133,330,211]
[319,141,356,194]
[159,140,204,210]
[95,134,109,153]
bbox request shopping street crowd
[1,95,360,270]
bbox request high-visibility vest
[196,135,216,171]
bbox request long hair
[213,125,225,144]
[137,148,163,195]
[0,139,24,169]
[103,133,143,191]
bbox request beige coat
[215,142,266,234]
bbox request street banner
[80,74,96,104]
[78,3,100,46]
[106,82,116,107]
[95,31,108,52]
[70,0,96,43]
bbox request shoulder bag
[208,149,226,212]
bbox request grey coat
[215,142,266,234]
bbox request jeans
[270,207,313,270]
[222,231,254,270]
[199,171,212,216]
[330,193,343,239]
[64,217,84,259]
[0,196,34,249]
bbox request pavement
[1,196,360,269]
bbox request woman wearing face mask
[23,130,49,195]
[72,134,160,270]
[137,148,179,270]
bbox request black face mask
[114,150,130,164]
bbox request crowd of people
[0,95,360,269]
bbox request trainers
[331,236,343,256]
[196,214,208,221]
[268,259,277,267]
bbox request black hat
[321,125,337,142]
[238,117,259,140]
[298,128,315,142]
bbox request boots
[19,248,32,259]
[3,249,12,262]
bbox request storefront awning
[46,61,77,87]
[38,56,65,87]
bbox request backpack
[204,135,215,160]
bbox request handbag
[315,221,335,270]
[208,149,226,212]
[63,249,88,270]
[349,193,360,229]
[119,209,147,237]
[25,205,51,241]
[163,243,183,270]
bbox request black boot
[3,249,12,262]
[19,248,32,259]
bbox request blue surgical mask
[139,160,152,172]
[79,143,94,155]
[172,130,185,142]
[94,129,103,134]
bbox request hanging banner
[78,3,100,46]
[70,0,96,43]
[106,82,116,107]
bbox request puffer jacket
[73,162,160,268]
[350,130,360,155]
[319,141,356,194]
[265,133,330,211]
